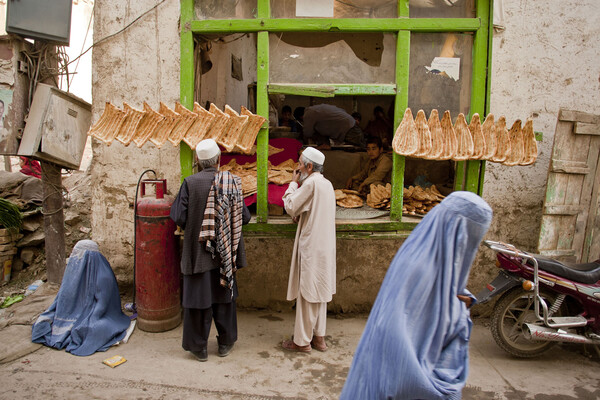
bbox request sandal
[310,338,328,352]
[282,339,311,353]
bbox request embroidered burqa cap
[196,138,220,160]
[302,147,325,165]
[340,191,492,399]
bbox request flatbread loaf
[204,103,231,141]
[520,119,538,166]
[504,120,524,166]
[334,189,347,200]
[168,102,198,146]
[491,116,510,163]
[182,102,216,149]
[337,193,363,208]
[453,113,473,161]
[425,109,444,160]
[392,108,419,156]
[235,106,267,155]
[481,113,497,160]
[133,102,165,148]
[439,110,457,160]
[149,102,179,148]
[218,105,249,152]
[88,102,126,146]
[115,103,145,146]
[414,109,432,158]
[469,113,486,160]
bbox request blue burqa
[340,191,492,400]
[31,240,130,356]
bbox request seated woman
[345,136,392,195]
[340,192,492,399]
[31,240,131,356]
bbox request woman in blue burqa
[31,240,131,356]
[340,191,492,399]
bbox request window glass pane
[408,32,473,118]
[195,0,257,19]
[409,0,475,18]
[271,0,397,18]
[269,33,396,84]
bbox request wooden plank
[543,205,584,215]
[179,0,195,181]
[574,122,600,136]
[189,18,481,34]
[551,160,590,175]
[582,136,600,261]
[558,109,600,124]
[256,31,269,223]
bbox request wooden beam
[574,122,600,135]
[268,83,397,97]
[189,18,481,34]
[559,109,600,124]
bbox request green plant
[0,198,23,232]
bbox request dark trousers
[182,301,237,351]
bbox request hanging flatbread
[481,113,497,160]
[469,113,486,160]
[439,110,457,160]
[88,102,126,146]
[149,102,179,148]
[520,118,538,166]
[504,119,524,166]
[235,106,267,155]
[204,103,231,141]
[132,102,165,148]
[115,103,145,146]
[451,113,472,161]
[414,109,433,158]
[182,102,217,150]
[217,105,249,152]
[491,116,510,163]
[392,108,419,156]
[168,102,198,146]
[425,109,444,160]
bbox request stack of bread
[392,108,537,166]
[88,101,267,154]
[334,189,364,208]
[402,185,445,216]
[366,183,391,210]
[220,157,296,198]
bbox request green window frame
[180,0,493,234]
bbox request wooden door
[538,109,600,263]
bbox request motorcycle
[476,240,600,357]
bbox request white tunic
[283,172,337,303]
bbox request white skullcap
[196,139,220,160]
[302,147,325,165]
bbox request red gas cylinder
[135,179,181,332]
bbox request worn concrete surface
[0,309,598,399]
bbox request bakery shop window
[410,0,476,18]
[194,0,257,19]
[269,33,396,85]
[270,0,398,19]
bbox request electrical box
[6,0,72,45]
[18,84,91,170]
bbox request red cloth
[20,157,42,179]
[220,138,303,207]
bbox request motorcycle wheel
[491,287,563,358]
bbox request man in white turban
[282,147,337,352]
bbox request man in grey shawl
[170,139,250,362]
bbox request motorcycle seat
[527,256,600,284]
